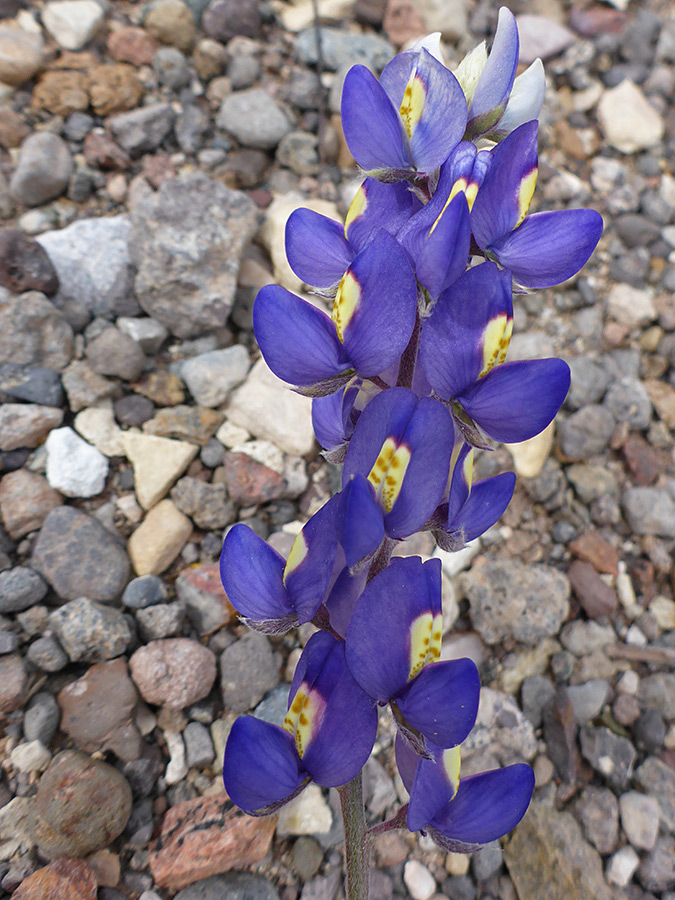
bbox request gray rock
[623,487,675,538]
[202,0,261,42]
[463,559,570,646]
[463,687,537,766]
[86,326,145,382]
[0,402,63,451]
[276,131,320,176]
[620,791,660,851]
[136,601,185,640]
[638,836,675,892]
[10,132,73,207]
[175,102,209,154]
[24,691,60,745]
[130,173,257,338]
[153,46,191,89]
[566,680,611,723]
[604,377,652,429]
[107,102,176,157]
[36,215,137,319]
[616,213,661,247]
[27,634,69,671]
[574,785,619,855]
[0,291,73,371]
[253,683,291,728]
[579,726,636,789]
[184,721,215,768]
[0,631,20,653]
[558,405,615,459]
[295,26,393,71]
[521,675,555,728]
[122,574,168,609]
[32,506,130,603]
[633,708,666,754]
[566,464,618,503]
[220,631,279,713]
[634,757,675,832]
[472,842,503,881]
[180,345,250,407]
[638,672,675,719]
[116,316,169,354]
[0,566,48,612]
[217,88,292,150]
[0,364,63,407]
[174,873,280,900]
[170,476,236,530]
[200,437,225,468]
[227,54,260,90]
[50,597,131,662]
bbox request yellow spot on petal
[332,270,361,343]
[442,745,461,800]
[408,611,443,680]
[367,438,411,513]
[429,176,478,236]
[345,184,368,239]
[399,72,426,140]
[283,531,308,586]
[282,685,325,758]
[479,314,513,378]
[515,167,538,228]
[462,449,474,496]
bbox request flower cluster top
[220,8,603,853]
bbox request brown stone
[129,638,216,709]
[0,653,27,715]
[133,370,185,406]
[0,469,62,539]
[107,26,158,65]
[142,151,176,188]
[0,106,29,149]
[61,360,119,412]
[83,131,131,170]
[0,403,63,451]
[645,379,675,429]
[52,50,97,70]
[32,70,89,116]
[142,405,222,446]
[86,849,120,888]
[88,64,144,116]
[621,434,660,486]
[220,451,286,505]
[568,559,618,618]
[192,37,227,80]
[57,658,142,761]
[144,0,196,52]
[568,531,619,576]
[569,4,626,36]
[383,0,425,45]
[0,229,59,295]
[12,859,97,900]
[149,793,276,889]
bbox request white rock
[258,193,342,292]
[620,791,660,850]
[74,402,125,457]
[164,730,188,785]
[10,740,51,773]
[650,594,675,630]
[607,283,656,329]
[226,358,315,457]
[617,670,639,695]
[276,784,332,836]
[230,439,284,474]
[215,419,250,447]
[597,81,664,154]
[416,0,468,41]
[117,316,169,354]
[42,0,104,50]
[506,421,554,478]
[180,345,250,408]
[606,845,640,887]
[283,456,308,497]
[403,860,437,900]
[46,426,108,498]
[433,539,481,578]
[0,24,43,86]
[122,430,198,510]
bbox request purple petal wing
[253,285,351,389]
[284,497,341,624]
[220,524,292,621]
[419,262,512,399]
[430,764,535,845]
[341,65,410,173]
[345,556,442,701]
[468,7,519,136]
[488,208,604,288]
[343,386,419,482]
[470,121,538,248]
[414,192,471,298]
[339,474,385,570]
[396,659,480,748]
[447,471,516,543]
[312,384,358,452]
[286,208,355,288]
[458,358,571,443]
[345,178,418,254]
[407,747,460,832]
[379,49,416,108]
[223,716,306,813]
[339,230,417,378]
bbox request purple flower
[341,47,467,179]
[224,631,378,813]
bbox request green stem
[338,774,369,900]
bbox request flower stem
[338,774,370,900]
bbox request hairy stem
[367,537,396,583]
[397,311,421,390]
[338,774,369,900]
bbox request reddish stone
[149,793,276,889]
[568,531,619,576]
[107,26,159,65]
[0,469,62,539]
[383,0,425,46]
[175,561,236,633]
[221,451,286,505]
[622,434,660,486]
[142,152,176,188]
[568,559,618,618]
[84,131,131,170]
[0,653,27,714]
[0,106,30,149]
[569,4,626,36]
[613,693,640,727]
[12,859,97,900]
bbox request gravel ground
[0,0,673,898]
